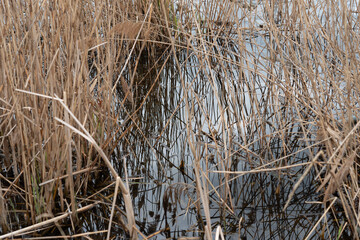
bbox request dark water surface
[99,47,331,239]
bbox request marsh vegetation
[1,0,360,239]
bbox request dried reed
[1,0,360,239]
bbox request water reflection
[104,45,326,239]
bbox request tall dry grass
[0,0,360,239]
[0,0,169,238]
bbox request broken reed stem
[55,95,137,239]
[304,198,337,240]
[38,167,97,187]
[64,92,77,221]
[215,225,225,240]
[193,158,212,239]
[13,90,137,239]
[107,177,120,240]
[0,202,100,239]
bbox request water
[104,47,325,239]
[81,1,353,238]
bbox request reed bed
[1,0,360,239]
